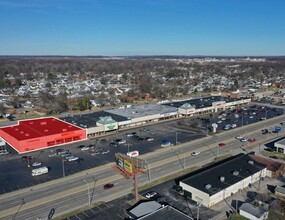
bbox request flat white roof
[105,104,178,119]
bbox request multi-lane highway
[0,115,284,219]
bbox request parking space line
[96,206,103,211]
[117,214,124,219]
[82,211,89,217]
[90,208,96,214]
[102,202,111,208]
[74,214,82,220]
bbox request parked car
[104,183,114,190]
[146,137,154,142]
[101,150,110,155]
[145,191,157,198]
[48,152,57,157]
[172,185,183,193]
[22,156,34,161]
[77,145,85,149]
[125,133,133,137]
[155,196,166,203]
[67,156,79,161]
[91,150,101,156]
[109,142,118,147]
[32,162,42,167]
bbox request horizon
[0,0,285,56]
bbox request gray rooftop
[140,205,193,220]
[275,186,285,195]
[163,96,247,109]
[126,200,162,219]
[240,203,267,218]
[178,154,266,196]
[275,138,285,146]
[105,104,178,119]
[60,111,128,128]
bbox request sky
[0,0,284,56]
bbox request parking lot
[0,121,203,194]
[0,104,284,194]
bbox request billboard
[116,153,125,169]
[115,153,147,174]
[124,160,133,173]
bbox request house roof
[0,117,83,141]
[249,154,283,172]
[178,154,266,196]
[139,205,193,220]
[240,203,267,218]
[126,200,162,219]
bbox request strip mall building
[0,96,251,154]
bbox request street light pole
[84,180,91,205]
[197,202,201,220]
[217,144,220,158]
[183,151,186,169]
[12,198,25,220]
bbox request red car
[104,183,114,190]
[248,138,256,143]
[218,143,226,147]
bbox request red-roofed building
[0,117,87,154]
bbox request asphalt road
[0,114,285,219]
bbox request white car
[240,138,248,142]
[231,124,237,128]
[101,150,110,154]
[32,162,42,167]
[191,151,200,156]
[221,118,226,121]
[249,115,254,119]
[235,135,243,140]
[217,120,222,124]
[80,146,90,151]
[67,156,79,161]
[145,191,157,198]
[146,137,154,141]
[118,140,126,144]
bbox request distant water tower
[212,123,218,133]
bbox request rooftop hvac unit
[205,184,211,189]
[220,176,225,182]
[248,160,254,165]
[233,171,239,176]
